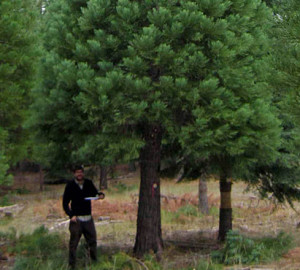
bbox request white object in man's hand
[84,197,99,200]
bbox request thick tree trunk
[218,171,232,241]
[198,175,209,215]
[133,124,163,257]
[100,165,108,190]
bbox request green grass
[9,226,68,270]
[14,188,31,195]
[209,206,219,217]
[162,205,202,225]
[181,261,223,270]
[108,181,138,194]
[5,225,224,270]
[0,216,13,226]
[161,180,201,195]
[177,205,199,217]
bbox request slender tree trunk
[128,161,136,172]
[109,165,116,179]
[39,167,44,192]
[218,168,232,241]
[198,174,209,214]
[175,167,184,183]
[100,165,108,190]
[133,124,163,257]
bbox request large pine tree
[33,0,281,254]
[0,0,39,184]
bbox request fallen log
[0,204,24,218]
[133,193,182,200]
[0,204,20,212]
[164,240,220,251]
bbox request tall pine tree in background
[32,0,281,254]
[0,0,39,184]
[248,0,300,205]
[177,0,281,240]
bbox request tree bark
[133,124,163,257]
[100,165,108,190]
[218,169,232,241]
[198,175,209,215]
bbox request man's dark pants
[69,218,97,268]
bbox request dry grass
[2,172,300,269]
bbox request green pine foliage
[246,0,300,204]
[0,130,12,185]
[32,0,280,178]
[0,0,40,184]
[179,0,281,179]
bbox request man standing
[63,165,105,269]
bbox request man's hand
[70,216,77,222]
[98,192,105,200]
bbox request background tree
[161,156,210,215]
[0,0,39,184]
[178,0,282,240]
[247,0,300,205]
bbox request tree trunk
[175,167,184,183]
[198,175,209,215]
[218,170,232,241]
[133,124,163,257]
[128,161,136,172]
[100,165,108,190]
[39,167,44,192]
[108,165,116,179]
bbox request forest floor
[1,172,300,269]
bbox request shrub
[211,230,293,265]
[258,231,293,262]
[0,194,12,206]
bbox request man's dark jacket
[63,179,99,218]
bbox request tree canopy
[250,0,300,205]
[0,0,39,184]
